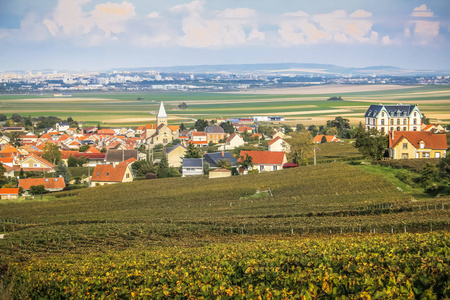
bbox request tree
[327,116,351,138]
[285,130,314,165]
[132,160,156,177]
[0,114,7,121]
[42,142,62,165]
[178,102,188,109]
[79,144,90,152]
[11,113,22,123]
[54,162,71,185]
[194,119,209,131]
[24,115,33,127]
[307,125,318,137]
[296,124,305,131]
[325,127,338,136]
[179,123,186,131]
[220,121,235,134]
[10,132,22,147]
[238,154,253,170]
[68,156,78,167]
[0,163,6,186]
[354,126,388,161]
[157,156,169,178]
[216,159,232,169]
[203,161,210,175]
[321,135,327,143]
[281,125,293,134]
[30,185,46,196]
[257,125,274,137]
[185,143,201,158]
[422,114,430,125]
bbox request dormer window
[381,112,385,117]
[106,172,109,176]
[420,141,425,149]
[414,112,417,117]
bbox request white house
[365,104,422,134]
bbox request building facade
[365,104,422,134]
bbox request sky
[1,0,449,71]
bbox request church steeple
[157,102,167,126]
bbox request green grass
[355,164,431,199]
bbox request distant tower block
[157,102,167,126]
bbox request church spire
[157,102,167,126]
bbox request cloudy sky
[1,0,449,71]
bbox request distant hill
[117,63,448,76]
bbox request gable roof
[313,135,339,143]
[21,153,55,168]
[182,158,203,168]
[389,131,447,149]
[203,152,237,167]
[165,144,186,155]
[105,149,138,163]
[145,124,158,130]
[91,164,130,182]
[239,151,286,165]
[205,126,225,134]
[268,136,283,146]
[119,157,137,165]
[85,146,101,153]
[19,178,66,190]
[0,188,19,195]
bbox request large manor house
[364,104,422,133]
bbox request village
[0,102,448,200]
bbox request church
[141,102,179,148]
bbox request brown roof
[145,124,157,130]
[191,132,206,136]
[19,178,66,190]
[21,153,55,169]
[268,136,282,146]
[313,135,338,143]
[239,151,286,165]
[389,131,448,149]
[105,149,138,163]
[91,164,129,182]
[226,133,240,143]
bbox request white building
[364,104,422,134]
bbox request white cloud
[43,0,135,40]
[146,12,160,19]
[411,4,434,18]
[171,2,263,48]
[278,9,378,45]
[382,35,392,45]
[284,10,309,17]
[406,5,440,45]
[349,10,372,18]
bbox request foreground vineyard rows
[3,233,449,299]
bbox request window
[33,163,39,167]
[397,119,400,125]
[413,119,417,125]
[401,153,409,159]
[381,112,385,117]
[273,166,278,171]
[381,119,385,125]
[414,112,417,117]
[397,126,400,131]
[403,143,408,150]
[22,163,29,168]
[390,119,394,125]
[423,152,430,158]
[420,142,425,149]
[106,172,109,176]
[381,127,385,133]
[126,173,130,178]
[413,127,417,131]
[435,152,441,158]
[403,127,407,131]
[259,165,264,172]
[390,127,394,131]
[403,119,407,125]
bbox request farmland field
[1,163,450,298]
[1,85,449,126]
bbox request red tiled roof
[19,178,65,190]
[0,146,18,154]
[268,136,282,146]
[21,153,55,169]
[85,146,101,153]
[389,131,448,149]
[191,132,206,136]
[226,133,237,143]
[0,157,14,164]
[136,126,144,131]
[313,135,338,143]
[119,157,137,165]
[237,126,253,133]
[145,124,157,130]
[187,141,208,145]
[98,129,115,135]
[168,125,180,132]
[91,164,129,182]
[40,133,52,139]
[239,151,286,165]
[58,134,69,141]
[0,188,19,195]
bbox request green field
[1,162,449,298]
[1,85,449,126]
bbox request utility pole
[88,165,91,187]
[314,147,317,166]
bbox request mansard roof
[365,104,420,118]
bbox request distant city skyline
[1,0,449,71]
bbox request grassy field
[1,85,449,126]
[1,162,449,298]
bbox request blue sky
[1,0,449,71]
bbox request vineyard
[1,162,450,298]
[3,233,450,299]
